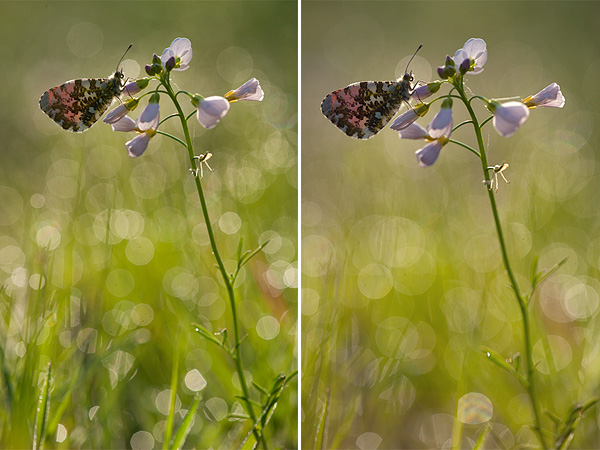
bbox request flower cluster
[394,38,565,167]
[104,37,264,157]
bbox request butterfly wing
[321,81,406,139]
[39,75,122,132]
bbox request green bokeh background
[0,1,297,449]
[302,1,600,449]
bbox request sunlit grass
[0,2,297,449]
[302,2,600,449]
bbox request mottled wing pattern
[39,72,123,132]
[321,81,409,139]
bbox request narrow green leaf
[251,381,270,397]
[472,423,491,450]
[46,362,82,438]
[236,236,245,263]
[163,335,182,450]
[482,348,528,387]
[191,322,225,348]
[536,257,568,286]
[238,240,270,268]
[33,363,51,450]
[170,395,201,450]
[314,389,330,450]
[529,253,539,286]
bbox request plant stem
[455,80,549,450]
[163,77,266,449]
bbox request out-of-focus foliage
[0,2,297,449]
[302,2,600,449]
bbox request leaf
[472,423,491,450]
[239,240,270,269]
[170,395,201,450]
[314,388,330,450]
[482,348,528,387]
[237,372,292,450]
[163,335,182,450]
[32,363,51,450]
[191,323,231,353]
[555,397,598,450]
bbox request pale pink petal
[397,123,428,140]
[126,133,152,158]
[492,102,530,137]
[161,37,192,71]
[524,83,565,108]
[225,78,264,102]
[416,142,443,167]
[196,96,230,129]
[111,116,137,132]
[104,104,130,124]
[427,106,453,139]
[390,109,420,131]
[137,102,160,131]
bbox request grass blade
[32,363,51,450]
[170,395,201,450]
[472,423,491,450]
[314,388,330,450]
[163,335,182,450]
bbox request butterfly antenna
[116,44,133,72]
[404,44,423,74]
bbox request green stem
[455,79,548,449]
[162,76,266,449]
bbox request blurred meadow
[302,2,600,449]
[0,2,297,449]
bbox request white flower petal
[196,96,231,129]
[524,82,565,108]
[126,133,152,158]
[390,109,419,131]
[492,102,530,137]
[416,142,443,167]
[137,102,160,131]
[111,116,137,132]
[427,106,453,139]
[398,123,428,140]
[104,104,129,124]
[226,78,264,102]
[454,38,487,75]
[161,37,192,71]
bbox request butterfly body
[321,72,414,139]
[39,70,124,132]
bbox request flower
[523,83,565,108]
[103,98,139,124]
[453,38,487,75]
[390,103,430,131]
[410,82,441,102]
[224,78,264,102]
[194,96,230,129]
[111,99,160,157]
[122,79,150,97]
[398,99,453,167]
[161,37,192,71]
[488,101,530,137]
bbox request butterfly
[321,45,422,139]
[39,45,132,132]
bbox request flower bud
[437,66,447,79]
[190,95,203,109]
[459,58,471,75]
[441,97,453,109]
[149,92,160,104]
[445,55,455,67]
[152,53,161,65]
[145,64,155,76]
[165,56,176,71]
